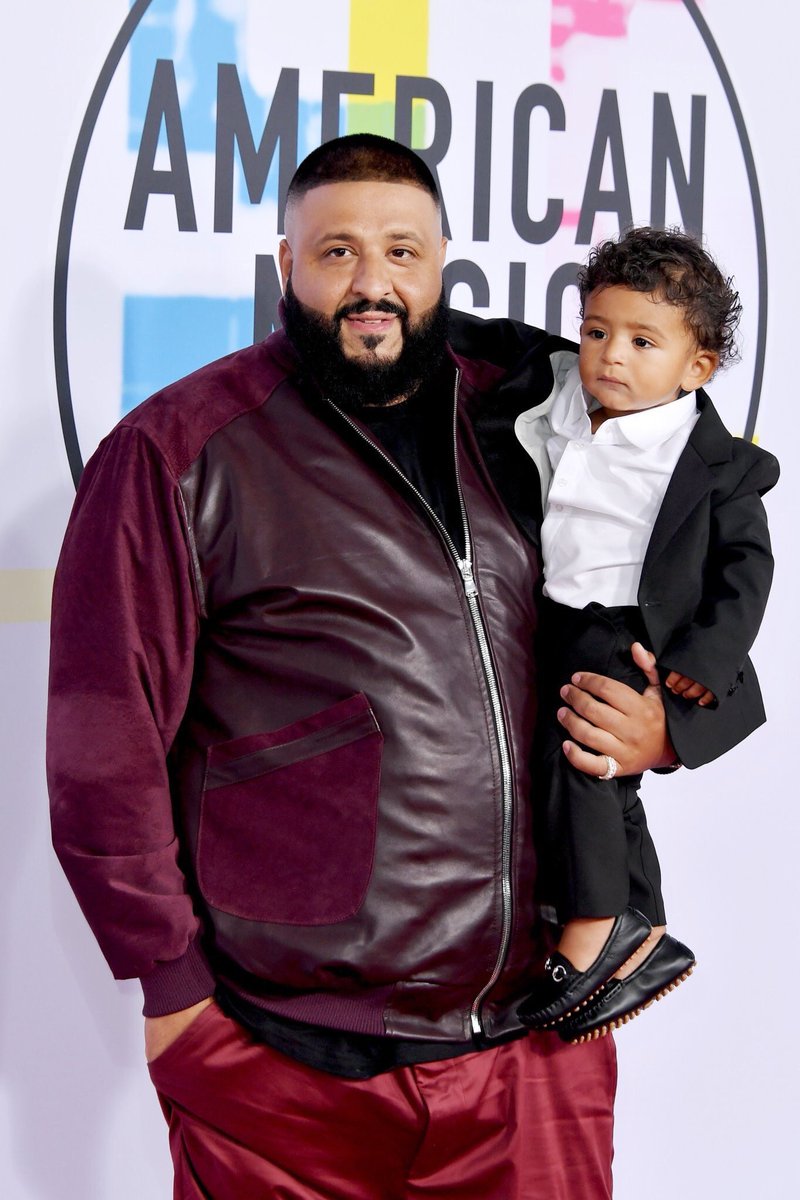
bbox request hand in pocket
[145,996,215,1063]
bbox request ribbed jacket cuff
[140,939,216,1016]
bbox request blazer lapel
[643,391,733,571]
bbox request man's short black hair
[286,134,440,211]
[578,226,741,367]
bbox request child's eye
[633,337,652,348]
[585,328,606,340]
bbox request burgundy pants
[149,1003,616,1199]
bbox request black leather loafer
[557,933,696,1043]
[517,907,652,1029]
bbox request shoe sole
[565,963,695,1044]
[543,982,604,1028]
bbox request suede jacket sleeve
[47,425,216,1016]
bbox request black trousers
[535,599,667,926]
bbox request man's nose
[350,252,392,301]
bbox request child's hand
[664,671,716,707]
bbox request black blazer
[449,312,780,769]
[634,390,778,766]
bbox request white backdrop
[1,2,798,1196]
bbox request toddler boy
[515,227,778,1042]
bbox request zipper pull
[459,558,479,598]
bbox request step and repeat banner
[2,2,796,1197]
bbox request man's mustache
[334,298,408,321]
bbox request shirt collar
[548,364,592,441]
[592,391,699,448]
[548,366,699,448]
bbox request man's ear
[682,349,719,393]
[278,239,292,291]
[439,236,448,269]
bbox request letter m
[215,65,299,234]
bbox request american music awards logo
[54,0,766,485]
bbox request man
[49,135,679,1198]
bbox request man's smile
[344,312,399,335]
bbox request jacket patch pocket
[197,693,382,925]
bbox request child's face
[579,286,717,421]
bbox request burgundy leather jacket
[48,324,549,1042]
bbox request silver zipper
[326,370,515,1037]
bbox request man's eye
[325,247,350,258]
[390,247,412,258]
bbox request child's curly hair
[578,226,742,368]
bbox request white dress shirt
[515,361,700,608]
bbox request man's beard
[282,276,449,410]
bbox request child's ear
[681,349,719,393]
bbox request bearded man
[48,135,676,1199]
